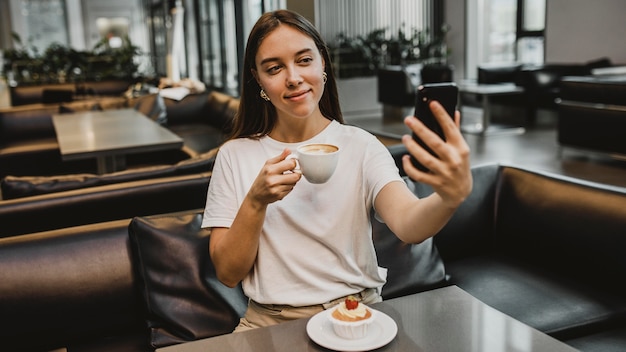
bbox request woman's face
[253,24,326,122]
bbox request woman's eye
[266,65,281,74]
[299,57,313,64]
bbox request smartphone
[411,82,459,172]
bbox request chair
[377,67,417,106]
[420,64,454,84]
[41,89,74,104]
[477,63,522,84]
[377,67,419,119]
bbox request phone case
[411,82,458,172]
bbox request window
[14,0,70,51]
[195,0,284,96]
[466,0,545,79]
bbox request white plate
[306,308,398,351]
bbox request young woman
[202,9,472,331]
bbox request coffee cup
[292,143,340,184]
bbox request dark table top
[157,285,578,352]
[52,108,183,161]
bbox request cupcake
[329,295,374,339]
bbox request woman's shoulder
[220,137,263,149]
[330,120,379,141]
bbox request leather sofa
[8,80,132,106]
[0,90,237,180]
[1,144,625,351]
[0,170,211,238]
[470,58,614,126]
[557,75,626,156]
[0,148,217,200]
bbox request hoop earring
[322,72,328,84]
[260,89,270,101]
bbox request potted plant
[1,32,141,86]
[327,23,451,78]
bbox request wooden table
[459,81,526,136]
[157,286,578,352]
[52,108,183,174]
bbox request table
[52,108,183,174]
[459,81,526,136]
[156,286,578,352]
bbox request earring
[260,89,270,101]
[322,72,328,84]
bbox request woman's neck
[269,114,332,143]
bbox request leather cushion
[373,177,448,299]
[447,255,626,340]
[128,212,247,349]
[1,148,217,199]
[134,93,168,125]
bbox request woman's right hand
[247,148,302,207]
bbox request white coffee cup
[292,143,340,184]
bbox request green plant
[328,24,451,78]
[1,33,141,85]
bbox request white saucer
[306,308,397,351]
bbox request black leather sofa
[8,80,132,106]
[0,171,212,238]
[557,75,626,157]
[1,143,626,351]
[0,148,217,200]
[471,58,614,126]
[0,90,237,180]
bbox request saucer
[306,308,397,351]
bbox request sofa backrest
[0,172,211,238]
[1,148,217,199]
[429,163,500,262]
[9,83,77,106]
[164,90,238,132]
[494,166,626,293]
[9,81,130,106]
[560,76,626,106]
[0,219,148,352]
[0,97,129,146]
[0,106,58,144]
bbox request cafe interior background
[1,0,625,108]
[2,1,626,351]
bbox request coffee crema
[299,144,338,154]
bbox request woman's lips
[285,90,310,100]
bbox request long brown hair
[228,9,343,140]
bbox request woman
[202,9,472,331]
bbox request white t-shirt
[202,120,404,306]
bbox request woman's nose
[285,67,303,87]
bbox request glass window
[466,0,545,79]
[20,0,69,52]
[487,0,517,63]
[522,0,545,31]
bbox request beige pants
[234,288,381,332]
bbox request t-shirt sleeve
[202,145,239,229]
[363,136,405,206]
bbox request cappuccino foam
[300,144,338,154]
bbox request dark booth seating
[1,148,218,200]
[557,75,626,156]
[0,172,211,238]
[0,90,238,180]
[9,80,132,106]
[1,145,626,351]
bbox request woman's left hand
[401,100,473,208]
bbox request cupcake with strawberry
[329,295,375,339]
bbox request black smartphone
[411,82,459,172]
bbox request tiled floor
[346,109,626,189]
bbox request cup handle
[285,154,302,174]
